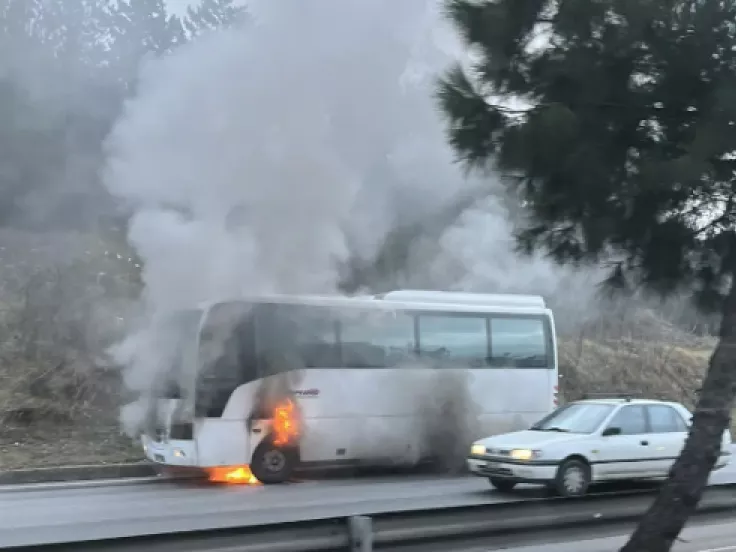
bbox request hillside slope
[0,309,718,470]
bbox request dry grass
[558,306,714,407]
[559,336,736,437]
[0,235,142,471]
[0,422,140,470]
[559,337,713,408]
[0,360,141,470]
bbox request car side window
[648,405,688,433]
[673,411,689,432]
[607,405,647,435]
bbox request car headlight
[470,444,486,456]
[509,449,542,461]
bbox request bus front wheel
[250,440,297,484]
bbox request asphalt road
[472,511,736,552]
[1,451,735,548]
[0,473,523,547]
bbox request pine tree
[106,0,186,85]
[184,0,247,36]
[438,0,736,550]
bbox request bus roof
[377,290,546,308]
[195,290,550,316]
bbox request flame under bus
[141,290,558,484]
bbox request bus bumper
[142,435,198,466]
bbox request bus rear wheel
[250,440,297,484]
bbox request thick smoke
[103,0,592,441]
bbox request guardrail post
[348,515,373,552]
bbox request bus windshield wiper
[536,427,569,432]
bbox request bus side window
[416,314,488,367]
[339,310,415,368]
[489,316,548,368]
[256,304,341,372]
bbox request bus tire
[250,440,297,484]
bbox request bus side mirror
[602,427,621,437]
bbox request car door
[595,405,657,479]
[645,404,689,476]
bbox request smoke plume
[103,0,591,439]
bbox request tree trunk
[619,278,736,552]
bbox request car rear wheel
[489,478,517,493]
[554,458,590,497]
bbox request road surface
[1,451,735,547]
[476,511,736,552]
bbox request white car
[467,397,732,497]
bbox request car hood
[476,429,582,450]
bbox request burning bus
[141,290,558,484]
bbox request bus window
[416,314,488,366]
[489,316,549,368]
[196,301,257,417]
[255,303,340,372]
[338,309,415,368]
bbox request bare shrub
[0,231,137,431]
[558,306,714,410]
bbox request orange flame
[207,465,260,485]
[272,398,300,446]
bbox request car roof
[572,398,682,407]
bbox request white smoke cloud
[102,0,592,435]
[426,197,600,297]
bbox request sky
[165,0,197,16]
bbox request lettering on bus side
[294,388,320,397]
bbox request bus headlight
[510,449,542,461]
[470,444,486,456]
[173,448,186,458]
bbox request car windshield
[530,403,615,434]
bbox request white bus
[141,290,558,484]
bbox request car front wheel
[554,458,590,497]
[489,478,517,493]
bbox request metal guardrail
[5,484,736,552]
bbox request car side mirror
[602,427,621,437]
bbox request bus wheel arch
[250,437,299,484]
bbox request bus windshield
[152,309,203,398]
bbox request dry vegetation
[0,231,141,471]
[0,357,140,470]
[559,337,712,408]
[558,308,713,409]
